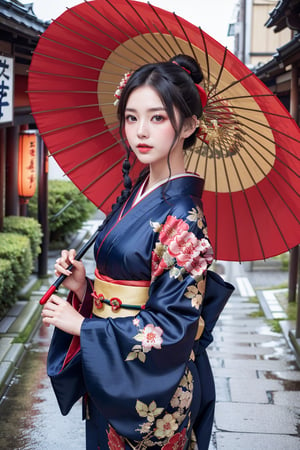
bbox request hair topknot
[169,54,203,84]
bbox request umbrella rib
[97,180,124,210]
[204,110,300,143]
[83,0,155,62]
[209,72,255,100]
[28,89,100,94]
[226,152,268,259]
[215,137,242,261]
[41,119,119,137]
[38,35,131,72]
[30,104,103,115]
[96,0,165,61]
[241,121,300,160]
[52,10,148,68]
[185,140,204,175]
[148,9,176,58]
[233,111,300,141]
[204,120,300,180]
[79,157,125,194]
[31,51,105,71]
[51,132,121,156]
[193,129,298,257]
[64,141,123,174]
[242,131,300,182]
[212,47,228,95]
[221,137,269,259]
[81,0,154,64]
[233,143,297,247]
[205,108,300,161]
[151,23,175,59]
[145,3,186,56]
[209,143,220,260]
[197,27,211,89]
[235,133,300,211]
[28,70,97,83]
[173,13,198,62]
[82,154,140,204]
[208,93,276,104]
[123,0,171,60]
[148,4,189,57]
[207,104,298,119]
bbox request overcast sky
[25,0,237,49]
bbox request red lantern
[18,132,37,199]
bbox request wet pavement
[0,216,299,449]
[0,324,85,450]
[208,262,300,449]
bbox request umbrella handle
[39,228,100,305]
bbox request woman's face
[124,85,185,170]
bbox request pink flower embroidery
[162,428,188,450]
[133,318,140,327]
[159,216,189,246]
[169,232,213,275]
[142,324,163,351]
[107,425,125,450]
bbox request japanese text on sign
[0,56,14,124]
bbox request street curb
[0,295,43,399]
[254,287,300,367]
[288,329,300,368]
[0,212,104,401]
[234,275,300,367]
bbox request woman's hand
[54,248,86,301]
[41,294,84,336]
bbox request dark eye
[152,115,165,123]
[125,114,137,122]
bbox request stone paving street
[208,262,300,449]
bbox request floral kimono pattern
[47,174,234,450]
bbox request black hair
[118,54,203,152]
[99,55,203,227]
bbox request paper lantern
[18,132,37,198]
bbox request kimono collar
[133,173,204,206]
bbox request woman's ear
[181,115,199,139]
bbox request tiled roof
[0,0,48,34]
[265,0,300,32]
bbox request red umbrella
[28,0,300,262]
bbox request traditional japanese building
[0,0,48,227]
[255,0,300,348]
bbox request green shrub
[3,216,43,261]
[0,233,32,289]
[29,180,96,246]
[0,258,15,316]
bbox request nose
[137,119,149,138]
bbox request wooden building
[0,0,47,228]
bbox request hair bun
[170,54,203,84]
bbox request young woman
[42,54,233,450]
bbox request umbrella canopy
[28,0,300,262]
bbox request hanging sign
[0,56,14,125]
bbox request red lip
[137,144,152,153]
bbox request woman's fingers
[42,295,63,318]
[54,249,77,276]
[41,295,83,336]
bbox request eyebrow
[125,107,167,112]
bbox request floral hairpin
[114,72,132,106]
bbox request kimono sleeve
[80,205,214,439]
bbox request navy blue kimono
[47,174,234,450]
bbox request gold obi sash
[92,271,149,319]
[92,270,205,339]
